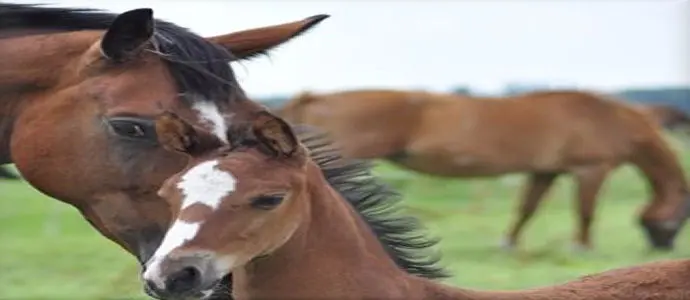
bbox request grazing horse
[144,111,690,300]
[277,89,690,251]
[0,3,329,296]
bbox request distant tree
[451,86,472,96]
[616,86,690,114]
[502,82,550,96]
[255,95,290,110]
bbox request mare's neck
[0,32,93,163]
[231,163,412,299]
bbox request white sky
[12,0,690,97]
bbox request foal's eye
[112,122,145,137]
[250,195,285,210]
[107,118,155,141]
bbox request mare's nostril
[166,266,202,295]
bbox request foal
[144,111,690,299]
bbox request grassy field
[2,136,690,299]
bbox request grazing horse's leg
[571,165,612,252]
[502,172,559,250]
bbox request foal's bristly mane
[0,3,239,105]
[292,125,450,279]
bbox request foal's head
[143,111,310,299]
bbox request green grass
[2,135,690,299]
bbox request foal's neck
[228,164,550,300]
[0,32,93,162]
[231,164,413,299]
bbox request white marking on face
[193,101,228,143]
[178,160,237,210]
[154,221,201,262]
[143,220,200,288]
[143,160,237,287]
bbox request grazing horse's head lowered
[0,3,328,267]
[276,89,690,251]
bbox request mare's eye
[250,195,284,210]
[107,118,155,141]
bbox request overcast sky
[13,0,690,97]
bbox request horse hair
[292,124,450,279]
[0,3,241,106]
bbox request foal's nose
[143,256,209,299]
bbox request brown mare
[143,110,690,300]
[277,89,690,251]
[0,3,333,298]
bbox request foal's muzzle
[142,255,219,300]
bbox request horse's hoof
[499,238,517,252]
[569,243,591,254]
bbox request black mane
[0,3,238,105]
[293,125,450,279]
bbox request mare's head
[144,111,309,299]
[2,4,328,264]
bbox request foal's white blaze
[178,160,237,210]
[143,160,237,287]
[192,101,229,143]
[152,221,201,263]
[143,221,200,287]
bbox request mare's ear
[250,111,300,158]
[101,8,155,62]
[206,15,329,60]
[154,112,223,156]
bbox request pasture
[2,135,690,299]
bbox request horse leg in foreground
[143,111,690,299]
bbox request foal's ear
[250,112,300,158]
[207,15,329,60]
[155,112,223,156]
[101,8,155,62]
